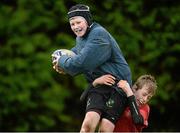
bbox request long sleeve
[128,95,144,125]
[58,28,111,76]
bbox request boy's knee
[80,122,95,132]
[99,118,115,132]
[80,111,100,132]
[80,126,90,132]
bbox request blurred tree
[0,0,179,131]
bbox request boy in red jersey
[92,74,157,132]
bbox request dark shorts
[85,85,128,124]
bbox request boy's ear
[132,88,136,93]
[132,84,138,93]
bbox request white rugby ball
[52,49,75,62]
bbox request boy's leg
[99,88,128,132]
[80,87,105,132]
[99,118,115,132]
[80,111,100,132]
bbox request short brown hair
[132,74,157,96]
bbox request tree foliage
[0,0,179,131]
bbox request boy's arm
[128,95,144,125]
[58,31,111,76]
[92,74,116,87]
[80,74,115,102]
[117,80,133,96]
[117,80,144,125]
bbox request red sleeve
[137,104,150,131]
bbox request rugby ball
[52,49,75,62]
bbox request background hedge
[0,0,179,131]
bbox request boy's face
[133,85,153,106]
[69,16,88,37]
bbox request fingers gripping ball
[51,49,76,63]
[51,49,76,74]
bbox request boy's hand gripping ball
[51,49,76,74]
